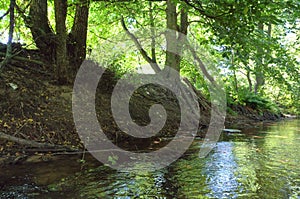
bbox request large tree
[26,0,90,83]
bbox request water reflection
[1,120,299,198]
[204,142,240,198]
[233,119,300,198]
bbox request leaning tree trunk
[28,0,56,63]
[68,0,90,81]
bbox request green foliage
[107,154,118,166]
[180,58,209,97]
[227,106,238,116]
[0,0,298,114]
[107,57,136,78]
[229,87,280,113]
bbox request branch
[186,40,216,86]
[188,19,206,25]
[0,131,78,152]
[0,9,10,20]
[182,0,230,20]
[0,52,47,66]
[121,16,161,73]
[15,2,31,24]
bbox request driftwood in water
[0,131,77,152]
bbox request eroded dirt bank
[0,58,282,165]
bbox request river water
[1,119,299,198]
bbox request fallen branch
[0,131,78,152]
[0,52,46,66]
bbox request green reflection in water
[45,119,300,198]
[1,120,299,198]
[233,119,300,198]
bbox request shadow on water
[1,119,300,198]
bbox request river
[1,119,299,198]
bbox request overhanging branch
[186,40,216,86]
[121,16,161,73]
[182,0,232,20]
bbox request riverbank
[0,62,284,166]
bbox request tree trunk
[267,23,272,37]
[246,69,252,92]
[28,0,56,63]
[165,0,180,74]
[68,0,90,81]
[149,1,157,63]
[164,0,188,77]
[231,48,238,92]
[254,22,265,94]
[0,0,15,70]
[27,0,90,84]
[54,0,69,84]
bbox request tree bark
[27,0,90,84]
[231,48,238,92]
[28,0,56,63]
[54,0,69,84]
[0,0,15,70]
[149,1,157,63]
[254,22,265,94]
[68,0,90,81]
[246,69,252,92]
[165,0,180,74]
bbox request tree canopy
[0,0,299,114]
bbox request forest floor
[0,50,282,166]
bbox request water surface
[1,119,299,198]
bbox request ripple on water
[1,120,300,198]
